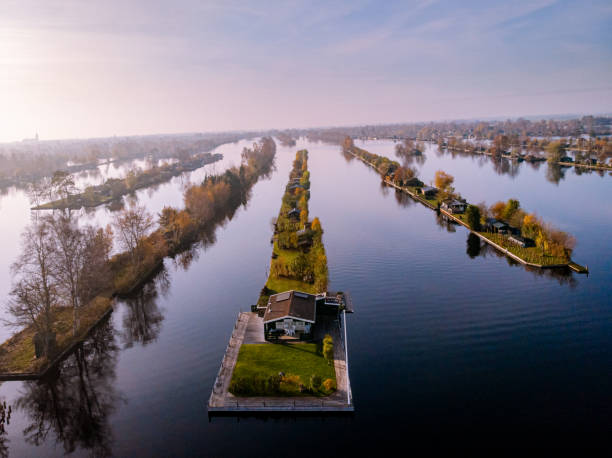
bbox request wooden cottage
[441,199,467,214]
[420,186,438,198]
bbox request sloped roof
[263,290,317,323]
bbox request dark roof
[444,199,465,207]
[287,208,300,216]
[421,186,438,193]
[263,291,317,323]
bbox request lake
[0,137,610,454]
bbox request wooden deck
[208,311,354,413]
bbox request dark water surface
[1,139,611,455]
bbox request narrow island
[208,150,354,413]
[0,139,276,380]
[32,152,223,210]
[343,137,588,273]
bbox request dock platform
[208,311,354,413]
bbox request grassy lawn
[265,277,317,295]
[230,343,336,397]
[0,296,112,374]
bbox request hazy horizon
[2,0,611,142]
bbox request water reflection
[14,319,122,457]
[0,391,10,458]
[546,163,567,185]
[393,189,416,208]
[434,212,457,233]
[121,268,169,348]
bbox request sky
[1,0,611,142]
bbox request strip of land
[33,152,223,210]
[208,149,353,413]
[345,143,588,273]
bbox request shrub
[323,334,334,365]
[322,378,336,392]
[309,374,322,392]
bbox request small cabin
[485,218,509,234]
[287,208,300,219]
[420,186,438,198]
[508,235,534,248]
[262,290,345,341]
[441,199,467,214]
[404,177,424,187]
[263,291,317,341]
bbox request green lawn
[230,343,336,396]
[265,276,317,295]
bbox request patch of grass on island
[481,232,569,265]
[229,343,336,397]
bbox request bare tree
[6,218,59,357]
[79,225,113,304]
[49,214,86,336]
[112,203,154,264]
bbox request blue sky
[1,0,611,141]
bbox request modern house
[261,290,344,341]
[441,199,467,214]
[420,186,438,198]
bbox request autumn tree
[434,170,455,200]
[546,141,564,163]
[342,136,354,153]
[113,203,154,264]
[489,201,506,220]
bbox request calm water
[0,138,611,454]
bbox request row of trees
[343,137,421,188]
[297,116,611,146]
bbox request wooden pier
[208,311,354,413]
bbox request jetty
[208,310,353,413]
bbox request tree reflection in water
[0,390,10,458]
[394,189,415,208]
[15,319,122,457]
[435,212,457,233]
[121,267,169,348]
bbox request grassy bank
[0,296,112,374]
[229,343,336,397]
